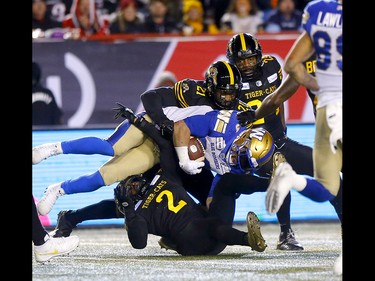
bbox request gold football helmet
[229,128,274,173]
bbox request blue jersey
[302,0,342,106]
[183,110,247,175]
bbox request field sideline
[32,221,342,281]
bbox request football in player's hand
[188,137,205,162]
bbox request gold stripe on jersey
[277,67,283,80]
[214,119,227,133]
[214,110,232,133]
[174,81,189,108]
[222,61,235,84]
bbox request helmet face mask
[214,87,240,109]
[226,33,263,80]
[205,60,242,109]
[228,128,275,174]
[118,175,150,205]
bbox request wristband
[175,146,190,163]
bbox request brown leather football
[188,137,205,162]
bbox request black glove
[113,102,136,123]
[236,109,256,127]
[114,184,135,219]
[159,119,174,140]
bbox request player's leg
[270,152,304,250]
[37,137,160,215]
[100,137,160,186]
[32,194,80,262]
[173,218,226,255]
[266,109,340,214]
[31,120,131,164]
[281,137,342,223]
[32,115,153,164]
[208,173,269,223]
[50,199,119,237]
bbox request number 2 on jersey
[156,190,187,213]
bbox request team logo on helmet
[228,128,274,173]
[208,66,219,86]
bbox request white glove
[326,102,342,154]
[175,146,204,175]
[179,160,205,175]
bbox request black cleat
[277,229,304,250]
[50,210,76,238]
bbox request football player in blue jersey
[49,105,268,255]
[233,1,342,274]
[33,61,238,216]
[226,32,342,250]
[267,0,342,275]
[237,1,343,221]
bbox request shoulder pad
[236,99,251,111]
[174,79,207,108]
[262,55,281,66]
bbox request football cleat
[276,229,304,250]
[37,183,65,216]
[266,162,296,214]
[246,211,267,252]
[32,142,63,164]
[34,235,79,263]
[270,152,287,181]
[50,210,76,238]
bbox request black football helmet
[205,60,242,110]
[226,33,263,80]
[116,174,150,206]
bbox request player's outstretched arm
[114,183,148,249]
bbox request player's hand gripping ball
[188,137,205,162]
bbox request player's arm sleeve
[141,88,175,125]
[126,214,149,249]
[183,112,213,137]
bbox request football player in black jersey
[142,59,304,251]
[50,105,268,256]
[115,107,268,255]
[228,33,342,250]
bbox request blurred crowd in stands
[32,0,310,39]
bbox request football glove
[113,102,136,123]
[114,185,135,219]
[236,109,256,127]
[159,119,174,140]
[179,160,205,175]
